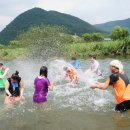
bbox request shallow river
[0,58,130,130]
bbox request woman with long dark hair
[33,66,53,104]
[4,71,25,104]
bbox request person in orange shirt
[91,60,130,112]
[63,66,78,84]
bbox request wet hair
[0,63,3,67]
[40,66,48,77]
[71,57,77,60]
[91,55,96,59]
[11,71,20,81]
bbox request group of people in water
[64,56,102,83]
[0,64,53,105]
[1,55,130,112]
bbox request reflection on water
[0,58,130,130]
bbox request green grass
[63,39,130,58]
[0,46,27,60]
[1,26,130,60]
[1,39,130,60]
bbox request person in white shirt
[88,56,102,76]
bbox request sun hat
[110,60,123,73]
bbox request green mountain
[95,18,130,32]
[0,7,101,44]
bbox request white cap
[110,60,123,73]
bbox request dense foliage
[0,44,26,60]
[110,26,129,40]
[63,38,130,58]
[82,33,103,42]
[0,7,100,44]
[1,25,130,60]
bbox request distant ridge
[0,7,101,44]
[95,18,130,32]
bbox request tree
[92,33,103,41]
[82,33,103,42]
[82,33,92,41]
[110,26,129,40]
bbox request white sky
[0,0,130,31]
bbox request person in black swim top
[4,71,25,104]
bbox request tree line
[82,26,129,42]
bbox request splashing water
[1,58,130,130]
[46,59,114,112]
[0,59,114,113]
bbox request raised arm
[91,78,110,90]
[0,68,9,78]
[91,82,109,90]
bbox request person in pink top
[33,66,53,104]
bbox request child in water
[87,55,102,76]
[4,71,25,104]
[0,63,9,91]
[33,66,53,104]
[63,66,78,84]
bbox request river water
[0,58,130,130]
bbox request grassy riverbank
[0,26,130,60]
[63,38,130,58]
[0,45,27,60]
[1,39,130,60]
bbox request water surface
[0,58,130,130]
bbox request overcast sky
[0,0,130,31]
